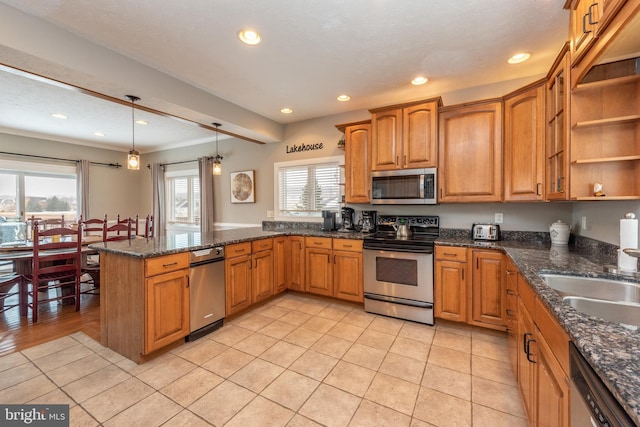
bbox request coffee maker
[321,210,336,231]
[360,210,377,233]
[339,207,355,231]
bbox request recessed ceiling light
[238,29,261,45]
[135,120,148,125]
[93,132,106,137]
[337,95,351,102]
[280,108,293,114]
[411,76,428,85]
[51,113,68,119]
[508,53,531,64]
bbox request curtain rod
[0,151,121,168]
[147,156,213,169]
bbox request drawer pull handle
[506,289,515,295]
[162,262,178,267]
[343,244,352,248]
[506,309,515,318]
[236,248,246,253]
[443,252,457,257]
[506,270,515,275]
[314,242,323,245]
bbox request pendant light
[126,95,141,170]
[212,122,223,175]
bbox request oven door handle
[364,293,433,309]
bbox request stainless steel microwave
[370,168,437,204]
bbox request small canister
[549,220,571,245]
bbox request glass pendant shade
[128,149,140,170]
[213,159,222,175]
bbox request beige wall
[0,133,146,220]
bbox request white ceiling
[0,0,570,152]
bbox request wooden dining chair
[0,273,25,316]
[145,215,154,238]
[80,215,106,294]
[104,216,132,241]
[42,215,65,230]
[24,220,82,323]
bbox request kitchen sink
[539,274,640,303]
[539,274,640,327]
[562,296,640,327]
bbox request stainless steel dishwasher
[187,247,225,341]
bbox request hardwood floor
[0,290,100,357]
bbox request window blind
[278,161,341,216]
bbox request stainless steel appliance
[187,247,225,341]
[360,210,377,233]
[339,207,355,231]
[363,215,438,325]
[321,210,336,231]
[472,223,501,241]
[370,168,437,205]
[569,342,634,427]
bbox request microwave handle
[419,175,425,199]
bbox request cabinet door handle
[526,338,537,364]
[461,268,464,281]
[506,309,515,318]
[523,332,532,354]
[582,13,592,34]
[588,2,598,25]
[506,270,515,276]
[186,276,190,288]
[403,155,407,166]
[536,183,542,196]
[506,289,515,295]
[299,242,302,250]
[333,255,336,264]
[396,156,399,166]
[162,262,178,268]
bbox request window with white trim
[165,169,200,230]
[274,156,343,220]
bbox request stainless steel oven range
[363,215,438,325]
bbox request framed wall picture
[230,170,255,203]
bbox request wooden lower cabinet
[145,268,190,354]
[516,273,570,427]
[333,239,364,302]
[252,238,274,304]
[505,260,519,377]
[100,252,189,363]
[434,246,468,322]
[305,240,333,296]
[273,236,287,293]
[287,236,305,291]
[225,252,252,316]
[470,250,506,330]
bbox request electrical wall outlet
[495,213,503,224]
[581,216,587,230]
[267,210,274,218]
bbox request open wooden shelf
[572,114,640,129]
[572,155,640,164]
[573,74,640,92]
[572,196,640,201]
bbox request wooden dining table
[0,234,103,275]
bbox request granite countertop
[88,227,369,258]
[436,237,640,425]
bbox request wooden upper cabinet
[438,99,503,202]
[504,81,546,202]
[546,44,571,201]
[370,98,441,171]
[338,121,371,203]
[570,0,600,66]
[371,109,402,170]
[403,102,439,168]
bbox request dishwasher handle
[190,257,225,268]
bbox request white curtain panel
[199,156,215,233]
[151,163,166,237]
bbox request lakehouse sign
[286,142,324,154]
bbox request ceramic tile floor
[0,292,528,427]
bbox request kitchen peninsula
[91,228,640,425]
